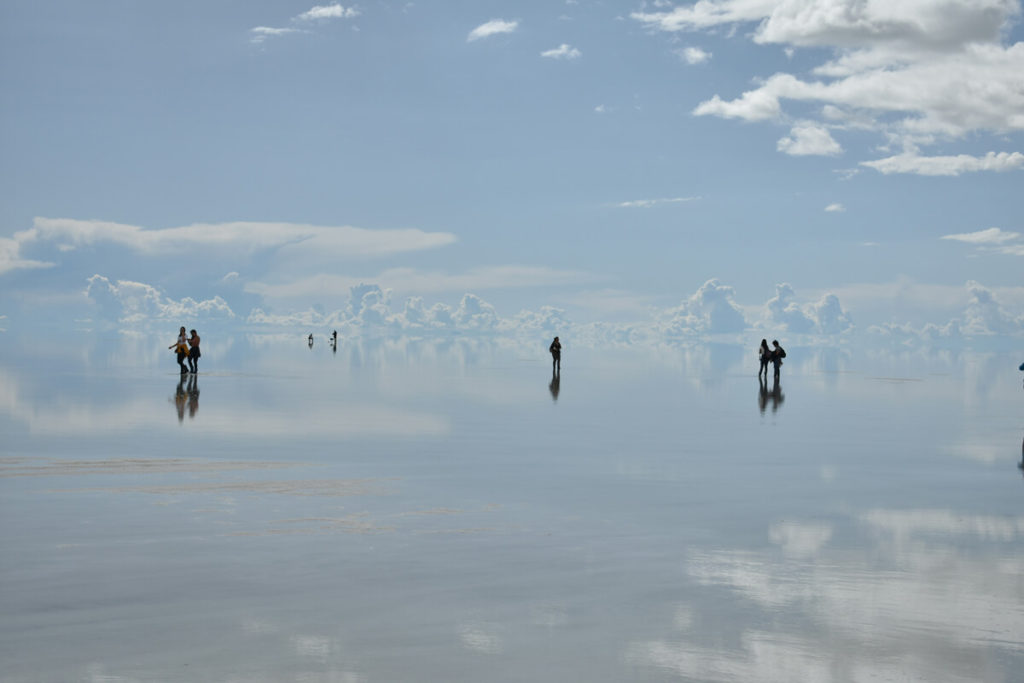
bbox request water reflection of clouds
[629,508,1024,682]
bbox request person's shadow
[549,369,560,402]
[759,376,785,415]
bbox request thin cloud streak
[467,19,519,42]
[615,197,700,209]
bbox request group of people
[758,339,786,380]
[169,327,201,374]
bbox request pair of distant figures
[169,326,201,374]
[758,339,786,380]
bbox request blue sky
[1,1,1022,345]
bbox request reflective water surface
[1,334,1022,682]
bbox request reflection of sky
[1,337,1022,681]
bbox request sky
[1,0,1022,346]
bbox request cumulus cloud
[541,43,581,59]
[676,46,712,64]
[659,279,749,337]
[761,283,853,336]
[776,121,842,156]
[637,0,1024,161]
[295,4,359,22]
[467,19,519,42]
[86,275,235,328]
[824,203,845,212]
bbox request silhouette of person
[308,333,314,348]
[771,340,786,379]
[187,329,201,373]
[758,339,771,379]
[332,330,338,345]
[549,370,560,402]
[169,326,188,374]
[549,336,562,373]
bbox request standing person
[771,340,786,379]
[187,329,201,374]
[549,336,562,373]
[169,326,188,374]
[758,339,771,379]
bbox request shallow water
[1,335,1022,682]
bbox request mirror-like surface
[1,334,1022,682]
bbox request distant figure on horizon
[771,340,786,379]
[549,336,562,373]
[758,339,771,379]
[308,333,314,348]
[332,330,338,345]
[187,329,201,374]
[169,326,188,374]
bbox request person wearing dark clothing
[758,339,771,379]
[187,329,201,374]
[549,336,562,372]
[771,340,786,379]
[169,326,188,374]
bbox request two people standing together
[169,327,201,374]
[758,339,785,380]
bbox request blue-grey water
[1,334,1022,682]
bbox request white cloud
[761,283,853,336]
[594,104,607,113]
[676,46,712,64]
[22,218,456,260]
[638,1,1024,160]
[245,264,594,301]
[86,275,236,327]
[541,44,581,59]
[615,196,699,208]
[824,203,845,212]
[862,150,1024,176]
[295,4,359,22]
[776,121,842,156]
[659,279,749,337]
[249,26,303,44]
[467,19,519,42]
[941,227,1021,244]
[0,234,54,275]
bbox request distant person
[549,336,562,373]
[332,330,338,345]
[308,333,314,348]
[187,329,201,374]
[771,340,786,379]
[169,326,188,374]
[758,339,771,379]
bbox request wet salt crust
[1,336,1022,682]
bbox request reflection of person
[174,377,187,422]
[771,340,786,379]
[549,336,562,372]
[758,375,785,415]
[549,370,560,402]
[758,339,771,379]
[187,374,199,419]
[187,329,201,374]
[169,326,188,374]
